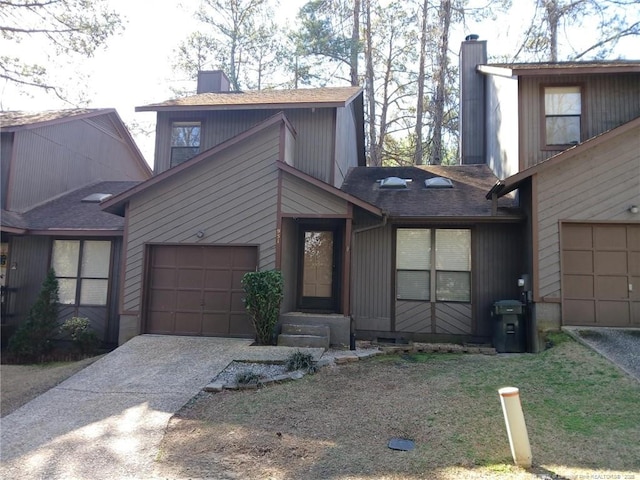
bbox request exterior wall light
[630,206,639,214]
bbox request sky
[1,0,638,165]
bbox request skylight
[425,177,453,189]
[379,177,409,189]
[81,193,113,203]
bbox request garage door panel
[174,312,202,335]
[202,314,230,335]
[564,299,596,325]
[564,275,594,297]
[630,253,640,275]
[146,312,174,334]
[595,276,629,299]
[177,268,204,288]
[176,290,202,310]
[597,301,630,326]
[203,248,233,267]
[562,251,593,274]
[149,290,175,310]
[230,314,253,335]
[204,269,232,289]
[203,291,230,310]
[595,251,627,275]
[146,245,257,337]
[150,268,175,288]
[562,224,635,327]
[563,225,593,249]
[595,225,627,249]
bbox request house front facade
[0,109,151,347]
[460,38,640,342]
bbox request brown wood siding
[1,132,13,210]
[155,109,336,184]
[280,217,298,312]
[280,173,348,215]
[536,125,640,299]
[122,123,281,314]
[334,104,358,187]
[395,301,431,333]
[472,223,524,337]
[351,218,392,331]
[435,303,473,334]
[459,40,487,165]
[4,236,51,325]
[519,73,640,169]
[7,119,149,212]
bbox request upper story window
[544,86,581,147]
[171,122,201,167]
[52,240,111,306]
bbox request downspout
[349,212,388,349]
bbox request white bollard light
[498,387,532,468]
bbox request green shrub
[235,370,262,386]
[8,268,60,361]
[241,270,284,346]
[285,350,317,373]
[60,317,99,354]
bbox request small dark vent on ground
[388,438,415,451]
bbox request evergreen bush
[8,268,60,361]
[241,270,284,345]
[60,317,99,354]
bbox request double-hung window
[51,240,111,306]
[544,86,581,146]
[396,228,471,303]
[170,122,201,167]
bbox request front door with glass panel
[298,226,341,312]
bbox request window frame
[540,84,584,151]
[51,239,113,307]
[395,227,472,304]
[170,121,202,167]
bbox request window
[544,86,581,146]
[170,122,201,167]
[52,240,111,305]
[396,228,471,303]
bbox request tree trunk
[414,0,429,165]
[431,0,451,165]
[351,0,360,86]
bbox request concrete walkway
[0,335,256,479]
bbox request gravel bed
[212,361,289,384]
[572,327,640,381]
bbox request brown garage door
[145,245,257,336]
[562,224,640,327]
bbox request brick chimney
[197,71,231,93]
[459,35,487,165]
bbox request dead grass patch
[155,338,640,479]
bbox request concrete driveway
[0,335,253,479]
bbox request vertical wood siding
[155,109,336,184]
[519,73,640,169]
[459,40,487,164]
[334,104,358,187]
[280,218,298,312]
[8,118,149,212]
[5,236,50,324]
[1,132,13,210]
[536,125,640,299]
[486,75,519,178]
[280,174,348,215]
[473,223,524,337]
[351,219,392,330]
[122,124,282,314]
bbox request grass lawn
[155,333,640,479]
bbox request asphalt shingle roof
[2,181,141,231]
[136,86,362,111]
[341,164,518,218]
[0,109,105,129]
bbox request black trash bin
[492,300,526,353]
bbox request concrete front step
[281,323,330,337]
[277,333,330,350]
